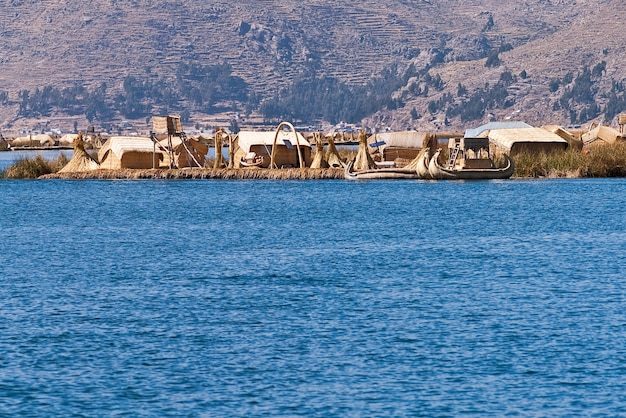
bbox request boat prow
[344,160,420,180]
[416,148,431,179]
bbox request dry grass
[2,153,69,179]
[512,142,626,178]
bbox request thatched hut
[486,127,569,156]
[582,126,625,147]
[234,130,312,168]
[542,125,583,150]
[367,131,427,162]
[158,136,208,168]
[58,134,79,147]
[98,136,162,169]
[11,134,55,147]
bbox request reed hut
[581,126,625,147]
[34,134,55,147]
[487,127,568,156]
[158,136,208,168]
[367,131,427,163]
[98,136,162,169]
[11,134,55,147]
[542,125,583,150]
[234,130,312,168]
[59,133,79,147]
[58,132,100,173]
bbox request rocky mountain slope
[1,0,625,132]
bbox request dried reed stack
[58,132,100,173]
[352,130,375,171]
[423,132,438,155]
[325,135,345,168]
[310,132,329,169]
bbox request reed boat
[344,161,419,180]
[239,153,264,168]
[416,148,431,179]
[428,137,514,180]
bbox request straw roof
[157,136,208,168]
[59,133,79,146]
[11,134,55,146]
[98,136,157,162]
[367,131,427,152]
[488,127,568,151]
[581,126,624,146]
[542,125,583,150]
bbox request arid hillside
[1,0,625,132]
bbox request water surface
[1,179,625,415]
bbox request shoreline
[41,168,346,180]
[38,169,609,180]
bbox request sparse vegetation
[2,154,69,179]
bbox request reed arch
[269,121,305,169]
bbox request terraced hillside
[1,0,625,131]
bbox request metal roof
[464,121,533,138]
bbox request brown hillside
[1,0,625,131]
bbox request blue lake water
[1,178,625,416]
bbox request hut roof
[581,126,624,145]
[11,134,55,146]
[542,125,583,149]
[542,125,576,141]
[159,136,208,151]
[32,134,55,145]
[465,121,532,138]
[98,136,156,161]
[10,136,31,146]
[367,131,427,151]
[488,127,568,151]
[237,131,310,154]
[59,133,79,145]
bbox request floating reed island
[4,117,626,180]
